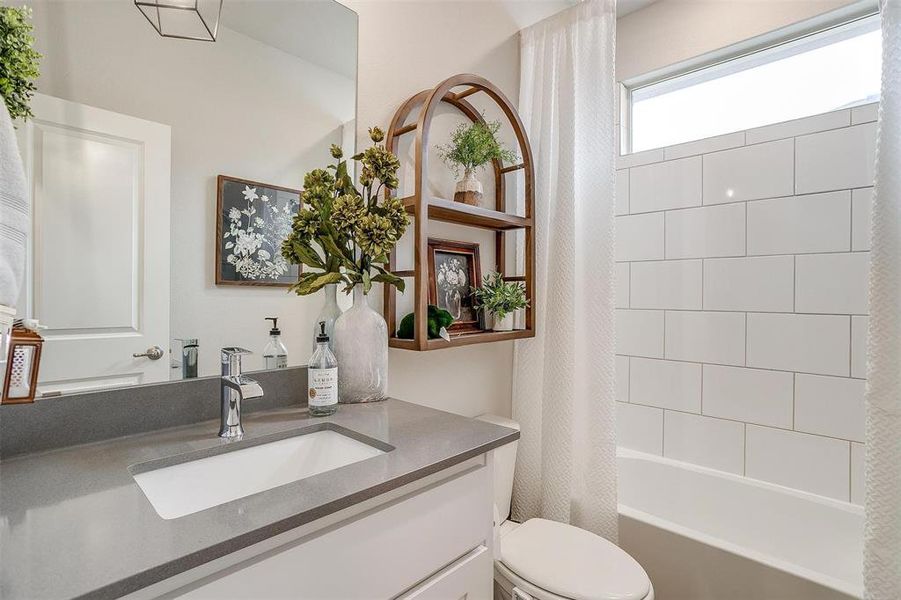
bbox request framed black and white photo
[216,175,301,286]
[427,239,482,334]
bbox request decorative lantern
[134,0,223,42]
[2,324,44,404]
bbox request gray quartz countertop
[0,399,518,600]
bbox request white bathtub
[616,449,863,600]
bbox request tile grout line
[744,312,749,367]
[623,400,864,445]
[792,136,797,195]
[743,423,747,476]
[744,201,748,257]
[792,255,797,312]
[848,441,853,502]
[792,373,797,430]
[700,363,705,415]
[615,352,865,381]
[619,307,867,317]
[617,248,871,264]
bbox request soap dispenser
[308,321,338,416]
[263,317,288,369]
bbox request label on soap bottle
[308,368,338,407]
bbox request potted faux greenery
[281,126,408,403]
[436,119,517,206]
[471,272,529,332]
[0,5,41,122]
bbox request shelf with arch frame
[383,73,536,351]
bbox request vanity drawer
[173,464,492,599]
[397,544,493,600]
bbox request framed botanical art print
[216,175,301,286]
[427,239,482,334]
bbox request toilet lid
[500,518,650,600]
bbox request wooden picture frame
[215,174,301,287]
[427,239,482,334]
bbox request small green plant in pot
[0,5,42,123]
[436,118,517,207]
[471,272,528,332]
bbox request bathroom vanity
[0,395,518,599]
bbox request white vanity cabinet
[132,456,495,600]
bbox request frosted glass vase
[312,283,342,353]
[333,284,388,403]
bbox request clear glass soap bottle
[263,317,288,369]
[308,321,338,416]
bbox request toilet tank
[476,414,520,522]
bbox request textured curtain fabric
[864,1,901,598]
[512,0,618,542]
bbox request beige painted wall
[349,0,570,418]
[616,0,861,81]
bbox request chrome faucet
[219,347,264,439]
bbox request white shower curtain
[864,1,901,598]
[512,0,618,542]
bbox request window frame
[620,0,881,155]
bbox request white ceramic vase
[493,312,513,331]
[333,284,388,403]
[453,168,483,206]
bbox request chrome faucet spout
[219,348,264,439]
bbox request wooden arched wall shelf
[383,73,536,351]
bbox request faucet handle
[222,375,264,400]
[221,347,252,357]
[221,347,253,376]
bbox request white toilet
[477,415,654,600]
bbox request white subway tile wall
[615,263,630,308]
[851,442,865,505]
[663,411,746,474]
[629,357,702,412]
[630,156,702,213]
[630,260,702,310]
[851,187,873,252]
[615,104,875,504]
[617,402,664,455]
[745,425,850,500]
[665,203,746,259]
[616,170,630,216]
[702,139,795,204]
[703,256,794,312]
[851,316,868,379]
[616,213,665,261]
[794,253,869,315]
[746,191,851,256]
[795,123,877,194]
[663,130,745,161]
[702,365,793,428]
[665,311,746,366]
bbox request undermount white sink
[133,429,387,519]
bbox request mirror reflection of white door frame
[16,94,171,395]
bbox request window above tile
[623,11,881,153]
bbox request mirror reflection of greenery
[0,6,42,122]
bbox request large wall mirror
[9,0,357,395]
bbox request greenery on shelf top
[471,272,529,321]
[281,127,408,296]
[436,118,517,178]
[0,5,41,122]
